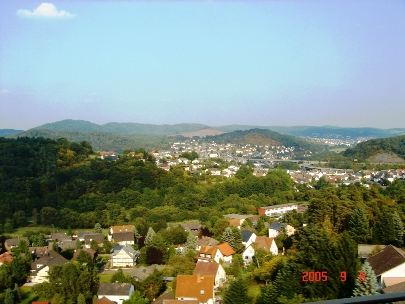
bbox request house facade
[97,283,134,304]
[242,236,278,264]
[193,261,226,289]
[111,244,139,267]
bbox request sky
[0,0,404,130]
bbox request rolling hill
[342,134,405,163]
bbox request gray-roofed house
[241,230,256,249]
[112,244,139,267]
[268,222,295,238]
[367,245,405,289]
[4,237,29,252]
[97,283,134,304]
[29,250,69,283]
[51,233,71,242]
[84,233,105,246]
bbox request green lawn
[99,273,114,283]
[9,226,109,238]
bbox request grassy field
[8,226,109,238]
[99,273,114,283]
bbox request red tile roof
[175,275,214,302]
[94,297,116,304]
[193,261,219,277]
[215,242,235,257]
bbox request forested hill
[13,129,174,152]
[206,129,322,152]
[342,134,405,162]
[33,119,208,136]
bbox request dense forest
[13,130,174,153]
[1,136,405,303]
[343,134,405,161]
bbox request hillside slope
[342,134,405,162]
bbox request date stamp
[302,271,367,282]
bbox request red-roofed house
[175,275,215,304]
[193,261,226,288]
[0,252,13,265]
[215,243,235,263]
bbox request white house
[258,203,298,217]
[97,283,134,304]
[243,236,278,264]
[111,244,139,267]
[197,246,222,263]
[241,230,257,248]
[367,245,405,289]
[268,222,295,238]
[29,250,68,283]
[193,261,226,289]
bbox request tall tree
[352,262,379,296]
[94,223,102,234]
[347,206,370,243]
[221,227,235,249]
[4,288,14,304]
[145,227,156,247]
[223,277,252,304]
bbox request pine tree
[348,206,369,243]
[133,226,141,240]
[223,277,252,304]
[4,288,14,304]
[94,223,102,234]
[145,227,156,247]
[231,227,244,253]
[352,262,379,296]
[184,231,198,252]
[221,227,234,249]
[13,283,22,303]
[77,293,86,304]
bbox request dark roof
[367,245,405,276]
[5,237,29,247]
[31,250,68,272]
[241,230,254,242]
[97,283,133,296]
[84,233,104,244]
[268,222,286,231]
[113,232,134,243]
[51,233,71,242]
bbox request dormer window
[200,289,205,294]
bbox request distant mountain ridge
[0,129,24,136]
[34,119,208,136]
[31,120,405,138]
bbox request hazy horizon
[1,0,404,130]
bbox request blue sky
[0,0,404,130]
